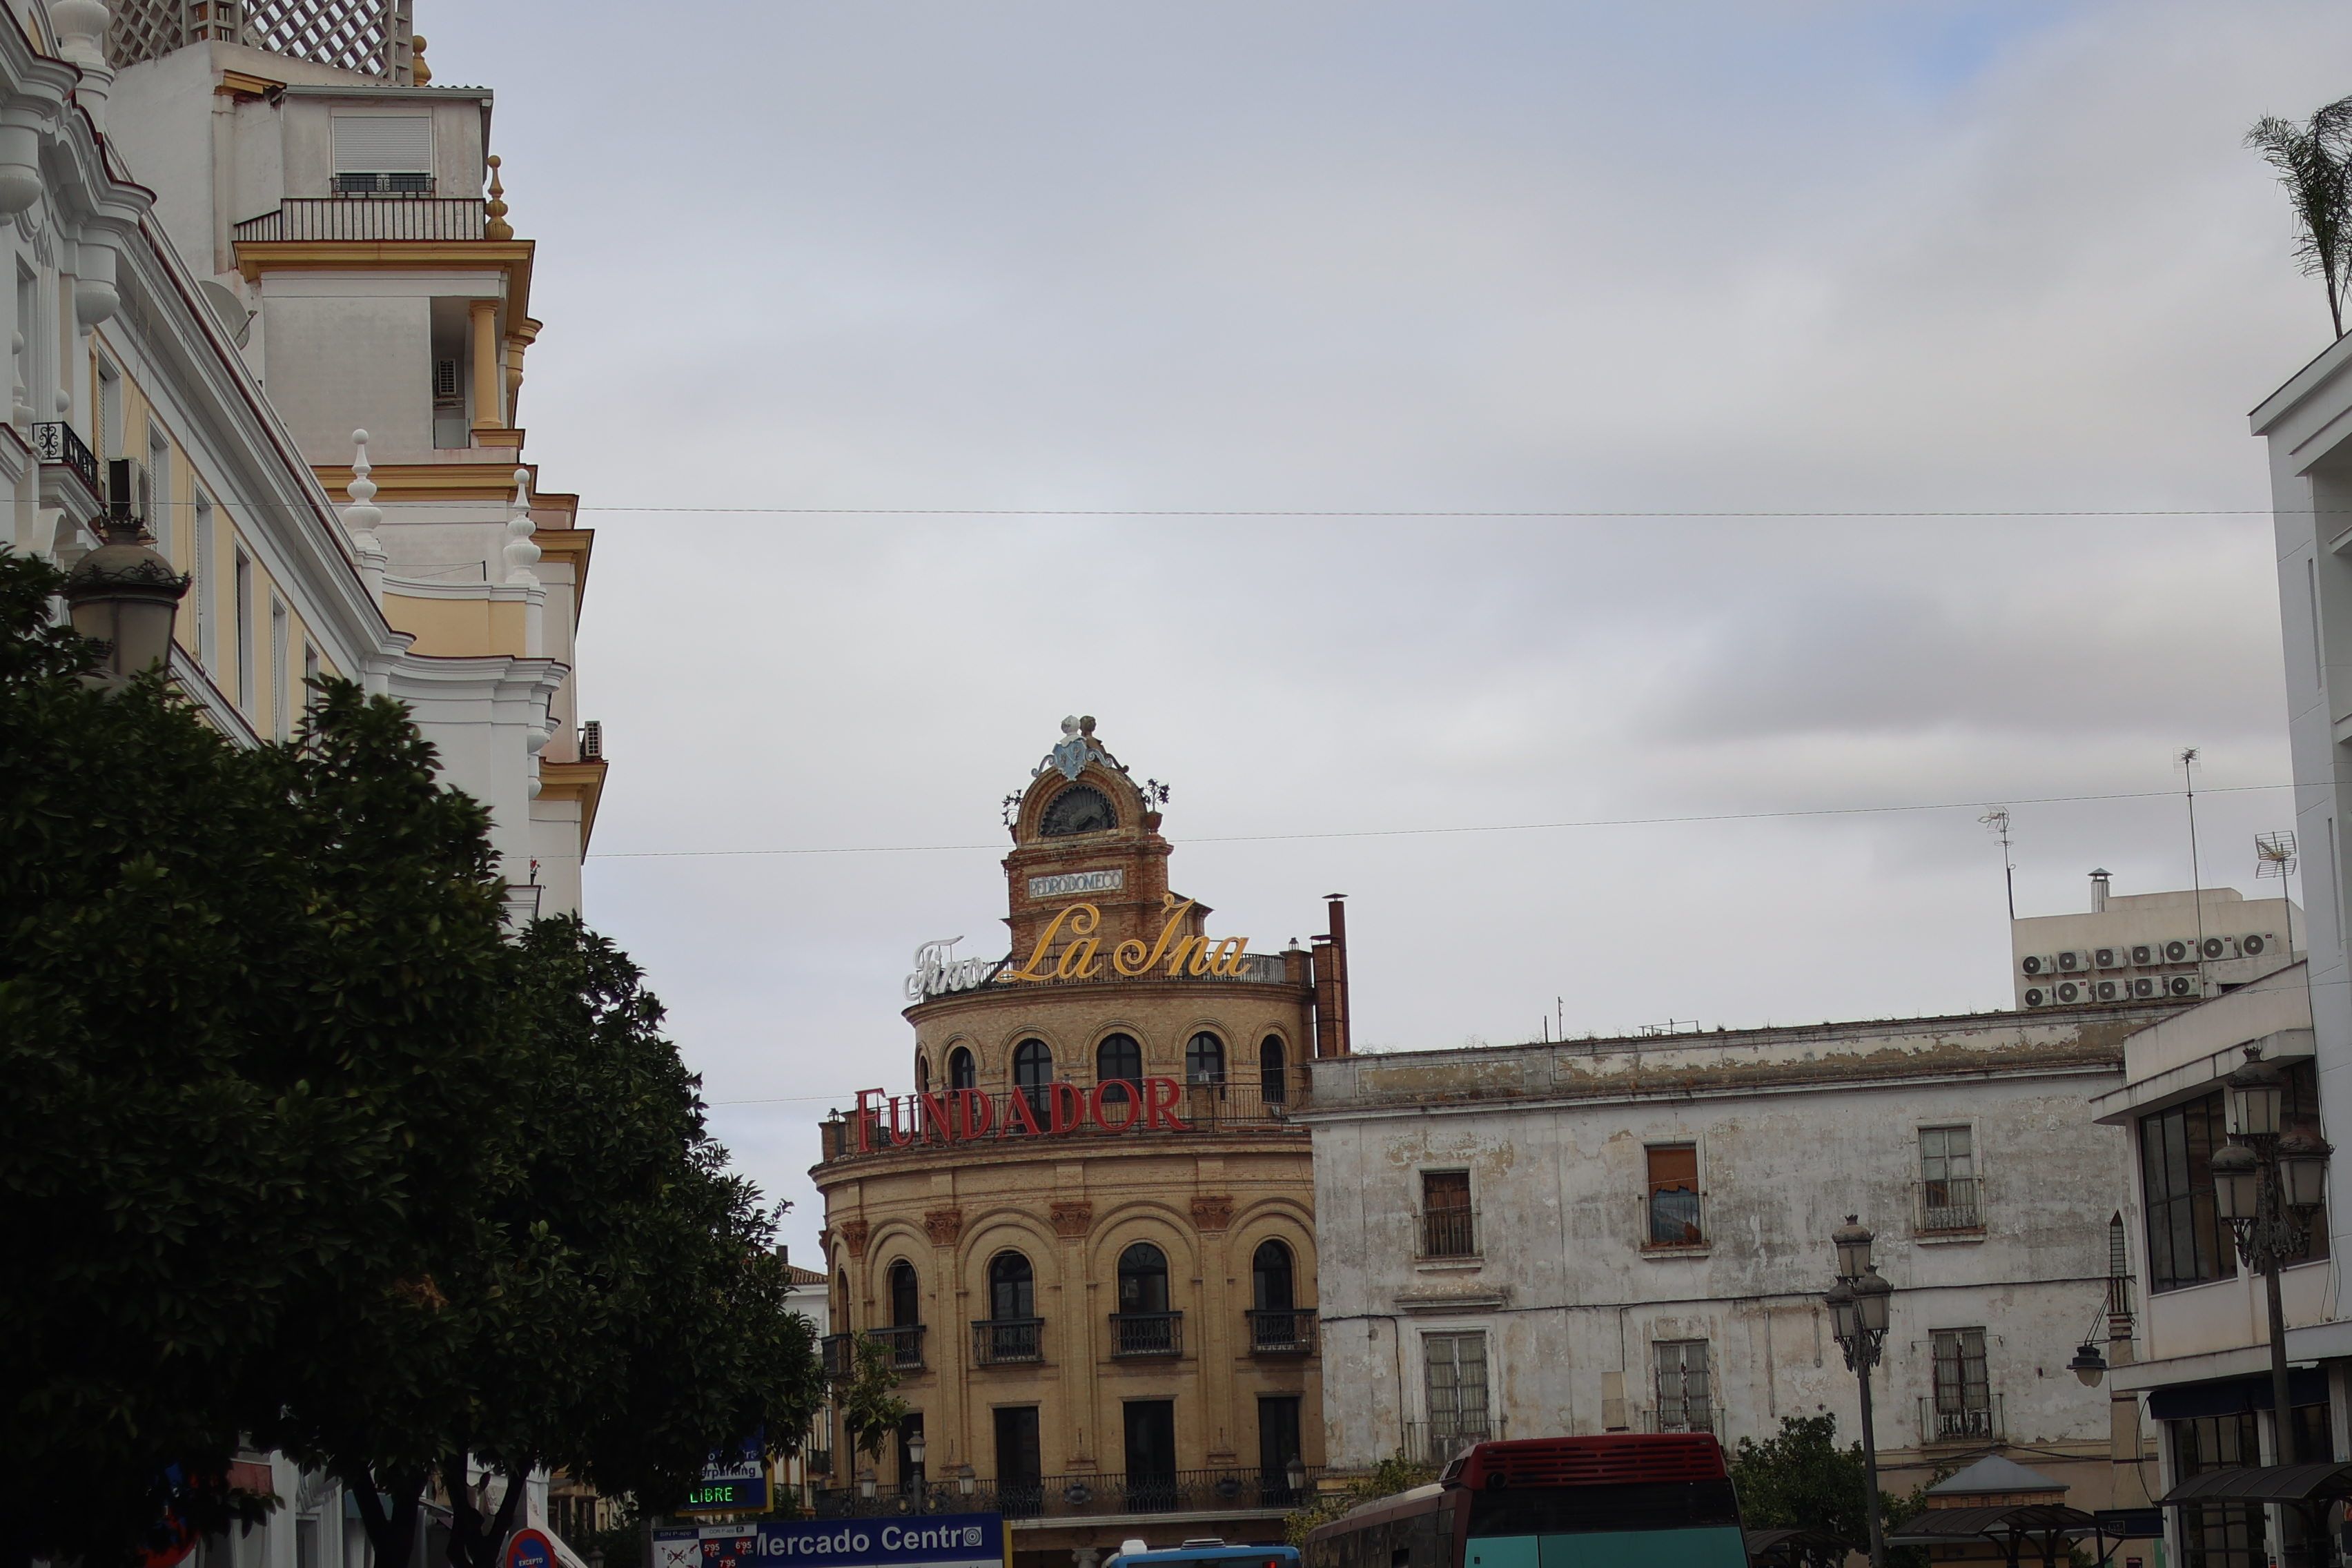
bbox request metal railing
[868,1323,926,1371]
[812,1467,1320,1520]
[1109,1311,1183,1358]
[1419,1207,1479,1259]
[1647,1406,1715,1434]
[1403,1420,1496,1467]
[233,197,488,242]
[1915,1177,1984,1235]
[821,1082,1305,1162]
[1246,1308,1318,1355]
[972,1317,1046,1366]
[31,421,99,496]
[1920,1393,2003,1444]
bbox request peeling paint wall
[1302,1012,2134,1505]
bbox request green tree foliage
[2248,95,2352,339]
[839,1334,910,1467]
[1283,1453,1436,1547]
[1727,1415,1930,1566]
[0,547,821,1567]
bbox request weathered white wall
[261,291,431,453]
[1304,1015,2135,1503]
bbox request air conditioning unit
[2241,933,2274,958]
[2094,946,2125,969]
[2200,935,2239,961]
[2128,977,2159,999]
[2159,938,2193,964]
[2163,972,2204,999]
[2055,949,2088,972]
[2022,986,2050,1008]
[2129,943,2157,966]
[2094,979,2125,1002]
[433,357,461,401]
[106,455,146,520]
[2055,979,2088,1004]
[2021,954,2058,977]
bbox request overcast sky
[422,1,2347,1258]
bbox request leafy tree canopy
[1727,1415,1931,1567]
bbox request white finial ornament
[344,429,388,604]
[502,466,540,583]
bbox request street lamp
[906,1430,928,1513]
[1825,1216,1890,1568]
[2066,1342,2108,1389]
[2214,1044,2332,1464]
[61,509,188,687]
[1286,1454,1309,1504]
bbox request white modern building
[2012,874,2300,1011]
[1298,1008,2155,1511]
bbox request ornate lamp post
[61,506,188,688]
[905,1429,928,1513]
[2211,1044,2331,1464]
[1827,1216,1892,1568]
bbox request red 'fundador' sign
[850,1079,1190,1152]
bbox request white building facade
[1300,1010,2157,1512]
[2012,876,2301,1012]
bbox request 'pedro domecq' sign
[849,1077,1191,1152]
[1003,894,1251,983]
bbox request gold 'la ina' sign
[1003,893,1251,982]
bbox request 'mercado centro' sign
[905,895,1254,1000]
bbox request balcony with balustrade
[1418,1206,1480,1260]
[1108,1311,1183,1358]
[1915,1176,1984,1236]
[1919,1392,2003,1445]
[1246,1307,1317,1356]
[232,197,491,244]
[972,1316,1047,1367]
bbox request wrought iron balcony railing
[1647,1405,1715,1434]
[811,1467,1321,1520]
[1915,1177,1984,1235]
[972,1316,1046,1366]
[1402,1420,1496,1467]
[1109,1311,1183,1358]
[1246,1307,1318,1355]
[822,1081,1304,1162]
[1419,1206,1479,1260]
[233,197,489,242]
[1920,1393,2002,1444]
[868,1323,926,1371]
[31,421,100,496]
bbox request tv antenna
[2180,749,2206,966]
[1979,807,2015,921]
[2256,830,2299,961]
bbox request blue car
[1106,1538,1302,1568]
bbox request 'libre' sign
[850,1077,1191,1152]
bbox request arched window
[1117,1241,1170,1315]
[1252,1239,1295,1312]
[989,1251,1035,1321]
[914,1053,930,1094]
[889,1259,921,1327]
[1014,1039,1053,1119]
[1186,1031,1226,1086]
[1097,1032,1143,1107]
[948,1046,977,1091]
[1260,1036,1288,1104]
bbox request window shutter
[332,116,433,173]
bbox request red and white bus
[1303,1436,1747,1568]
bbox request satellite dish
[197,278,253,349]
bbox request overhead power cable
[567,504,2291,518]
[587,781,2295,861]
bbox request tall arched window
[982,1251,1039,1364]
[1117,1242,1170,1315]
[948,1046,977,1090]
[889,1259,921,1326]
[1186,1031,1226,1086]
[1260,1036,1288,1104]
[1252,1239,1295,1311]
[914,1053,930,1094]
[1097,1033,1143,1107]
[989,1251,1035,1320]
[1014,1039,1053,1119]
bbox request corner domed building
[812,718,1353,1568]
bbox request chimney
[1311,894,1352,1058]
[2090,869,2111,914]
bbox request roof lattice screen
[106,0,415,79]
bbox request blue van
[1105,1539,1302,1568]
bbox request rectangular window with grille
[1646,1144,1703,1246]
[1422,1331,1490,1458]
[1420,1170,1475,1257]
[1652,1340,1710,1432]
[1919,1125,1979,1231]
[1930,1327,1991,1441]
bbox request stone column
[469,298,501,432]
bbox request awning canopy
[2147,1369,2330,1421]
[1886,1505,2095,1545]
[2159,1462,2352,1506]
